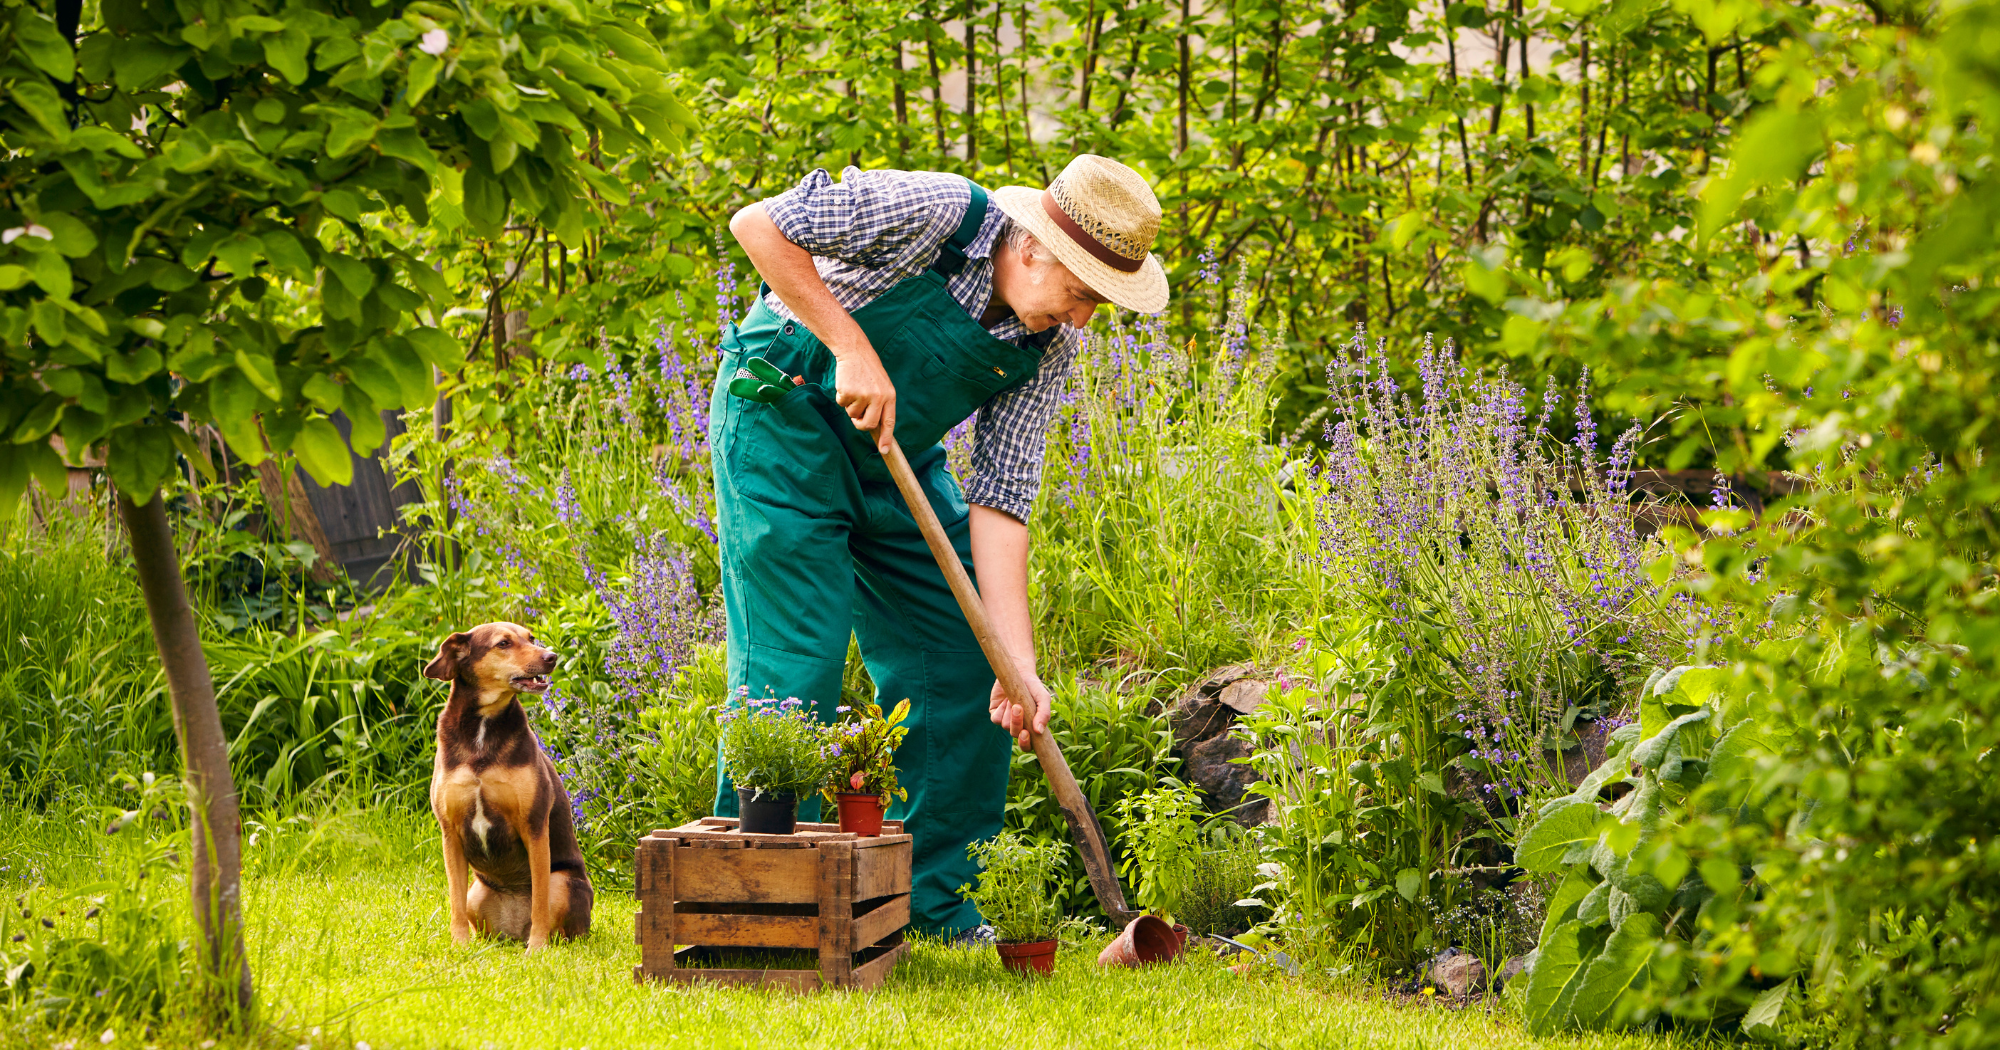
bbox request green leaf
[343,385,385,455]
[1699,108,1822,236]
[323,253,375,298]
[0,439,66,513]
[302,373,345,412]
[322,109,380,158]
[405,326,466,371]
[596,25,672,72]
[1742,979,1791,1042]
[1517,799,1603,873]
[261,228,314,280]
[292,417,354,487]
[1570,912,1661,1029]
[27,250,72,299]
[340,356,401,412]
[11,392,65,442]
[264,27,311,84]
[368,336,432,409]
[1541,868,1594,946]
[105,425,178,501]
[1395,867,1421,902]
[34,214,95,260]
[462,165,508,232]
[9,80,69,140]
[1632,710,1711,771]
[376,125,439,174]
[1523,921,1590,1035]
[234,350,284,401]
[407,53,442,106]
[13,10,75,79]
[168,427,216,482]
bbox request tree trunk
[115,491,254,1021]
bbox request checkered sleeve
[960,327,1084,523]
[761,167,971,270]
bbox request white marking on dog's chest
[474,716,488,752]
[469,786,493,851]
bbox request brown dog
[424,622,592,951]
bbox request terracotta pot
[1096,914,1181,967]
[996,939,1058,975]
[736,787,798,835]
[835,792,885,836]
[1171,923,1191,955]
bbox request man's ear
[424,632,472,682]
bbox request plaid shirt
[759,166,1082,523]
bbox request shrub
[1112,782,1206,921]
[1178,829,1264,938]
[959,831,1067,945]
[716,696,839,799]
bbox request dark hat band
[1040,189,1146,274]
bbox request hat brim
[992,185,1170,315]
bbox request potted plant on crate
[958,831,1066,975]
[719,695,839,835]
[822,699,911,836]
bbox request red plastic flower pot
[835,792,884,836]
[995,939,1058,975]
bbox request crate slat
[676,849,820,904]
[855,843,912,901]
[852,893,910,951]
[852,938,911,990]
[675,912,819,949]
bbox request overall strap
[927,179,990,277]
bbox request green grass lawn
[5,807,1699,1050]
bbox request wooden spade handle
[879,440,1139,927]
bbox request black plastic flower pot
[736,787,799,835]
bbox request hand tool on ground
[876,435,1141,929]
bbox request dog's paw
[525,936,548,955]
[451,924,474,946]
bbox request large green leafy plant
[0,0,693,1021]
[1512,663,1782,1035]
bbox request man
[711,155,1170,937]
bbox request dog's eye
[496,639,511,648]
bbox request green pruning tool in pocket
[727,356,805,403]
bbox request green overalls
[708,183,1037,936]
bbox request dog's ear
[424,632,472,682]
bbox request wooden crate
[633,817,914,991]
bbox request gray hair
[1001,219,1051,264]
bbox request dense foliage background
[5,0,1999,1046]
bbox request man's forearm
[727,202,869,360]
[968,503,1036,670]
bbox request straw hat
[993,155,1170,314]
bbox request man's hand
[833,342,897,451]
[989,665,1053,751]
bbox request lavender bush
[1311,331,1674,793]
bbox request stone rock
[1430,951,1488,997]
[1170,664,1276,826]
[1217,678,1269,715]
[1184,732,1270,825]
[1496,954,1528,990]
[1172,662,1259,750]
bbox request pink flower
[849,771,866,791]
